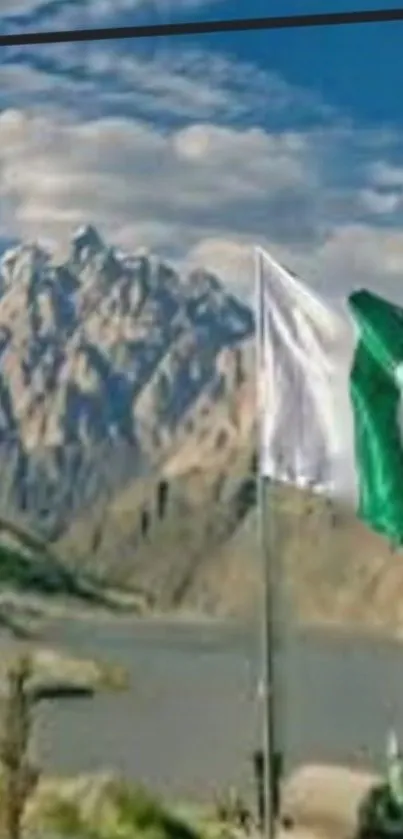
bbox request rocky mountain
[2,225,403,631]
[0,226,254,540]
[56,435,403,632]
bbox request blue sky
[1,0,403,300]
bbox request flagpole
[257,473,278,839]
[255,247,282,839]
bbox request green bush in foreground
[35,780,204,839]
[38,799,92,838]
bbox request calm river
[29,618,403,802]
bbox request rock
[0,643,128,702]
[281,764,379,838]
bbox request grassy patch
[32,778,205,839]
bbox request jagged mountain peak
[186,267,222,294]
[71,224,106,264]
[0,227,254,538]
[0,242,50,288]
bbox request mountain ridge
[0,225,254,541]
[2,227,403,631]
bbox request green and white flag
[257,246,403,545]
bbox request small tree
[0,654,40,839]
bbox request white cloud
[185,238,256,298]
[77,0,227,16]
[359,188,401,215]
[369,161,403,188]
[317,225,403,282]
[0,0,40,12]
[186,223,403,305]
[0,0,230,39]
[0,108,318,261]
[0,0,225,24]
[1,37,403,305]
[288,224,403,303]
[0,42,332,126]
[0,41,334,285]
[2,104,403,304]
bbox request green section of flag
[349,290,403,545]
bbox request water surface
[31,618,403,801]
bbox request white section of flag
[256,246,358,508]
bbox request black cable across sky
[1,6,403,48]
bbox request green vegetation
[0,523,143,625]
[37,782,203,839]
[0,652,250,839]
[0,655,40,839]
[356,783,403,839]
[0,542,74,596]
[0,516,78,598]
[0,649,131,837]
[25,776,257,839]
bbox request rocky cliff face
[1,227,403,630]
[0,226,254,539]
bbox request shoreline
[20,762,381,839]
[3,587,403,648]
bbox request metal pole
[255,247,283,839]
[258,474,283,839]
